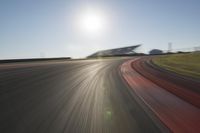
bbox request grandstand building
[88,45,141,58]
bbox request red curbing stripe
[132,58,200,108]
[120,58,200,133]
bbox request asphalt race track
[0,59,166,133]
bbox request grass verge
[153,52,200,79]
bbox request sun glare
[78,9,106,35]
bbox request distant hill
[0,57,71,63]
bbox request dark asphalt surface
[0,59,164,133]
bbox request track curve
[121,57,200,133]
[132,57,200,108]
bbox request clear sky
[0,0,200,59]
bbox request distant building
[149,49,163,55]
[88,45,141,58]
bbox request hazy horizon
[1,0,200,59]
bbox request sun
[81,13,103,32]
[78,9,106,35]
